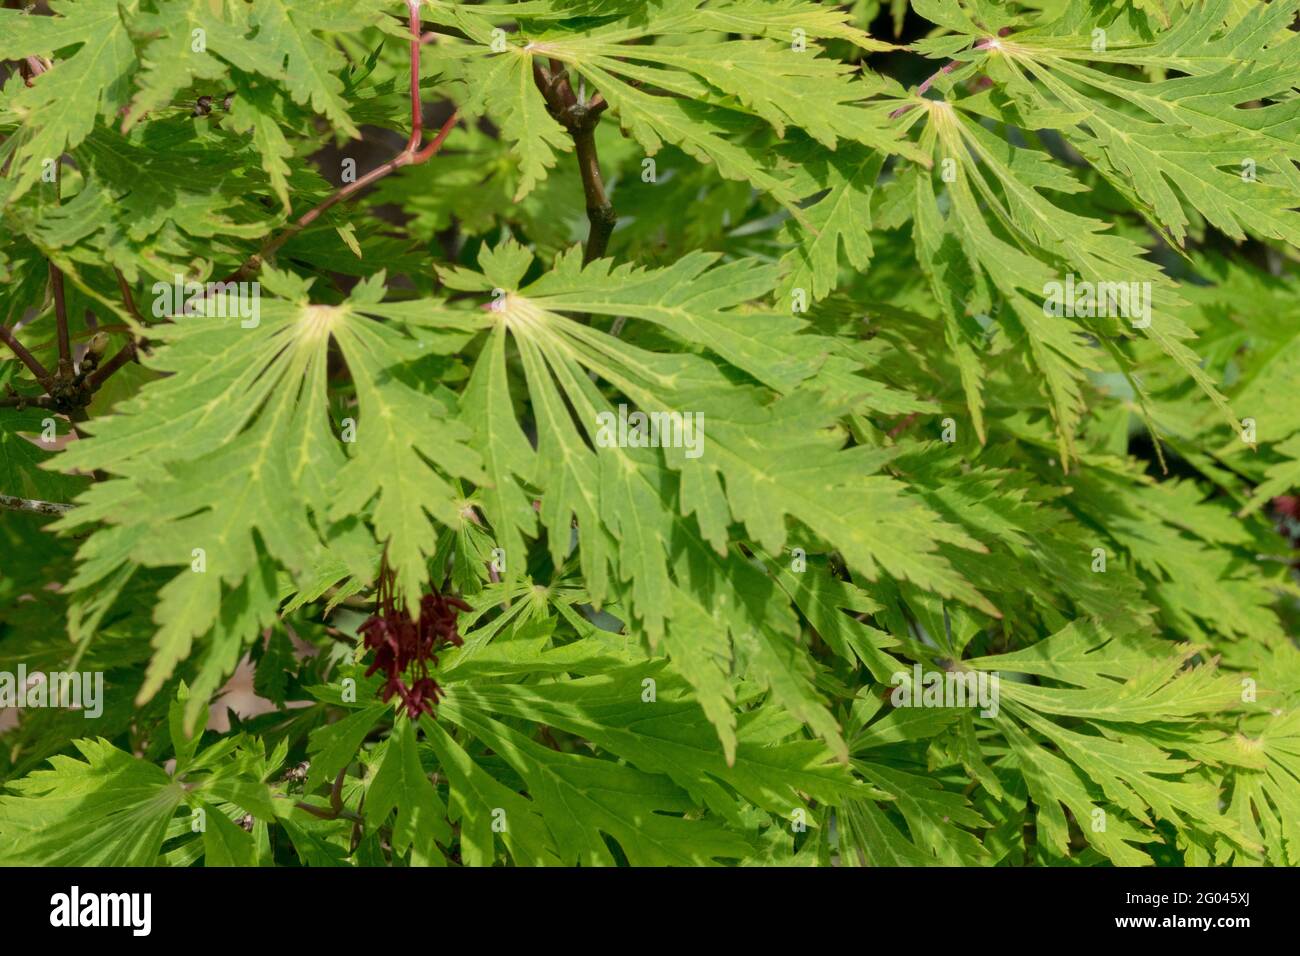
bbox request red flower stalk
[358,565,471,719]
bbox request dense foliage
[1,0,1298,867]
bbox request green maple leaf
[430,240,993,758]
[435,0,916,204]
[0,737,185,866]
[0,0,136,202]
[2,0,1297,872]
[964,622,1256,864]
[435,698,751,865]
[0,687,277,865]
[365,719,452,866]
[54,269,482,715]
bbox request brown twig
[0,40,134,413]
[532,61,616,264]
[80,270,147,389]
[0,391,56,409]
[50,262,72,378]
[0,493,75,516]
[0,324,55,392]
[42,123,76,381]
[571,123,616,264]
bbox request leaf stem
[404,0,424,153]
[229,111,459,282]
[294,767,363,824]
[114,268,145,324]
[888,33,1007,119]
[226,7,459,283]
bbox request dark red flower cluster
[358,568,471,719]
